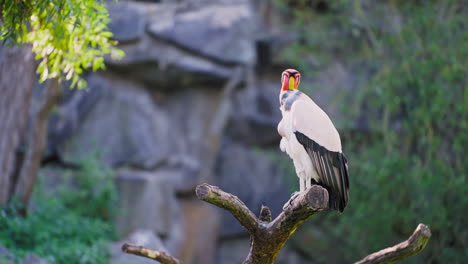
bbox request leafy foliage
[277,0,467,263]
[0,153,118,264]
[57,152,118,220]
[0,0,124,89]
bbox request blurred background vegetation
[0,0,466,263]
[278,0,467,263]
[0,153,117,264]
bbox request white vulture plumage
[278,69,349,212]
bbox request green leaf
[1,0,124,89]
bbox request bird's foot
[282,191,300,210]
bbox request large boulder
[158,87,227,192]
[178,200,221,264]
[106,36,235,88]
[115,169,181,239]
[104,0,254,88]
[107,2,146,43]
[227,79,282,146]
[147,1,256,65]
[54,73,170,169]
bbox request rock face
[55,74,170,169]
[40,0,355,263]
[107,3,145,43]
[104,1,255,89]
[115,169,180,238]
[178,200,220,264]
[216,139,290,237]
[227,79,282,146]
[216,237,250,264]
[147,2,256,65]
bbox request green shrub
[277,0,467,263]
[57,152,118,221]
[0,153,117,264]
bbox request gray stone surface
[216,139,290,237]
[109,229,170,264]
[115,169,181,238]
[108,2,145,43]
[0,244,14,264]
[103,1,255,88]
[147,1,256,65]
[227,80,282,146]
[158,88,225,192]
[178,200,221,264]
[46,81,102,158]
[216,237,250,264]
[106,35,236,88]
[20,254,49,264]
[56,73,170,169]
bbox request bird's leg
[299,177,305,192]
[283,173,305,210]
[305,177,312,189]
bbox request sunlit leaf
[0,0,124,88]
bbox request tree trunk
[0,44,60,210]
[14,78,61,207]
[0,45,37,206]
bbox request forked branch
[122,183,431,264]
[196,183,328,264]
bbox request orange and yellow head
[281,69,301,91]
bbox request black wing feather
[295,131,350,212]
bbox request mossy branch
[121,243,180,264]
[195,183,259,233]
[354,224,431,264]
[122,183,431,264]
[196,184,328,264]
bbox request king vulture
[277,69,349,212]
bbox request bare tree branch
[196,183,259,234]
[270,185,329,233]
[121,243,181,264]
[124,183,431,264]
[196,184,328,264]
[354,224,431,264]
